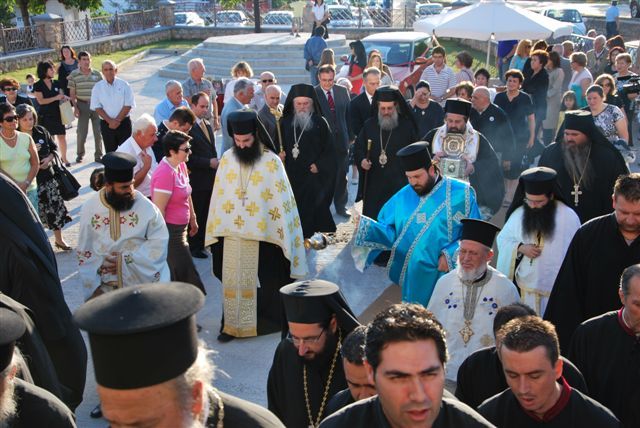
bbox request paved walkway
[53,53,390,426]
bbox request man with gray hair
[220,77,254,153]
[568,264,640,427]
[0,308,76,426]
[116,113,158,198]
[252,71,286,112]
[182,58,220,130]
[74,282,284,427]
[258,84,285,157]
[587,35,609,78]
[154,80,189,125]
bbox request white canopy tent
[413,0,574,66]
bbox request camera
[622,76,640,95]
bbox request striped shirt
[67,69,103,102]
[420,65,456,105]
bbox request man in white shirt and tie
[116,114,158,198]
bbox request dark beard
[412,173,436,196]
[522,199,557,239]
[562,141,592,188]
[232,140,262,166]
[105,189,135,211]
[299,329,338,368]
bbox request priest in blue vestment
[352,141,481,306]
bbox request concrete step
[158,67,311,84]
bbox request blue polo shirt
[605,5,619,22]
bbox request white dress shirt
[90,77,136,119]
[116,136,157,197]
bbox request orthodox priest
[424,98,505,218]
[352,141,481,306]
[567,264,640,427]
[544,173,640,351]
[267,280,360,428]
[354,86,417,219]
[0,171,87,411]
[427,219,520,384]
[497,167,581,316]
[538,110,628,223]
[281,84,336,238]
[76,152,170,300]
[205,110,307,341]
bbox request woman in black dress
[522,49,550,138]
[33,61,71,166]
[57,45,78,98]
[16,104,72,250]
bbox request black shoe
[191,249,208,259]
[217,333,235,343]
[90,404,102,419]
[76,156,83,163]
[64,162,72,167]
[94,157,103,164]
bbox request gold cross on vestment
[571,184,582,206]
[459,320,474,345]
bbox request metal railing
[60,9,161,43]
[0,24,46,55]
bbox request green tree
[0,0,102,27]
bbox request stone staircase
[158,32,350,85]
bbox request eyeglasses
[286,328,325,346]
[178,146,192,153]
[261,79,274,83]
[2,116,17,122]
[2,87,17,92]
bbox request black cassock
[282,113,337,238]
[455,346,587,410]
[7,378,76,428]
[568,310,640,427]
[320,396,494,427]
[0,173,87,411]
[538,141,628,223]
[326,388,354,416]
[206,390,284,427]
[424,128,505,215]
[469,104,516,168]
[267,339,347,428]
[354,116,416,219]
[543,213,640,351]
[478,379,621,427]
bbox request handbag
[51,153,80,200]
[59,101,74,126]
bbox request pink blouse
[151,158,192,225]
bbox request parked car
[175,12,205,27]
[361,31,435,98]
[539,7,587,36]
[262,11,293,30]
[416,1,443,17]
[352,7,375,28]
[626,39,640,73]
[327,5,358,28]
[215,10,250,27]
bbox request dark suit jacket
[315,84,352,154]
[187,119,217,191]
[349,91,373,141]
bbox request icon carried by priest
[352,141,481,306]
[74,282,285,428]
[206,109,307,342]
[497,167,580,316]
[76,152,170,300]
[428,218,520,384]
[423,97,505,218]
[539,110,628,222]
[354,85,417,219]
[267,280,360,428]
[280,83,337,238]
[0,308,76,427]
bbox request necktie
[327,90,336,121]
[199,120,211,142]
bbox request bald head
[265,84,282,109]
[471,86,491,111]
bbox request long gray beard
[562,141,592,188]
[0,377,17,425]
[293,111,313,132]
[378,109,399,131]
[455,258,487,283]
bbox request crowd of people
[0,24,639,428]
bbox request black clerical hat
[280,280,360,336]
[0,308,25,372]
[520,167,557,195]
[74,282,204,390]
[445,98,472,117]
[227,109,258,137]
[282,83,323,118]
[287,83,316,100]
[460,218,501,248]
[397,141,432,172]
[563,110,596,135]
[373,85,403,103]
[102,152,136,183]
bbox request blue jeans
[309,65,319,86]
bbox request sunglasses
[178,146,192,153]
[261,79,274,83]
[3,87,18,92]
[2,116,17,122]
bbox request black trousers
[188,187,214,252]
[333,151,349,213]
[100,116,132,153]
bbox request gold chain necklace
[237,164,255,207]
[303,328,342,428]
[292,117,310,160]
[378,128,392,167]
[569,144,592,207]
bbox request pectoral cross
[571,184,582,207]
[238,190,248,206]
[459,320,474,345]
